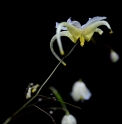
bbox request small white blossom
[61,114,77,124]
[71,80,92,102]
[110,50,119,63]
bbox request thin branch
[3,42,78,124]
[38,94,81,109]
[34,105,56,124]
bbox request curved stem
[34,105,56,124]
[3,61,62,124]
[91,37,112,50]
[44,107,69,115]
[99,42,111,50]
[38,94,81,110]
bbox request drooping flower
[56,16,112,55]
[71,80,92,102]
[110,49,119,63]
[61,114,77,124]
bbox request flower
[56,16,112,55]
[61,114,77,124]
[71,80,92,102]
[26,84,40,99]
[110,50,119,63]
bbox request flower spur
[50,16,113,66]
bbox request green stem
[38,94,81,110]
[91,37,112,50]
[3,61,62,124]
[33,105,56,124]
[3,42,78,124]
[49,86,69,115]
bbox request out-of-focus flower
[110,50,119,63]
[56,16,112,55]
[61,114,77,124]
[71,80,92,102]
[31,84,40,93]
[26,84,40,99]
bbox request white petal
[26,87,32,99]
[71,83,81,101]
[82,20,112,41]
[50,31,74,66]
[55,22,59,28]
[71,21,82,28]
[55,22,68,30]
[110,50,119,63]
[61,27,68,30]
[78,83,92,100]
[61,114,77,124]
[67,17,82,28]
[95,28,103,35]
[67,17,72,24]
[81,16,107,29]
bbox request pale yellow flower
[56,17,112,55]
[50,17,112,66]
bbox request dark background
[1,1,121,124]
